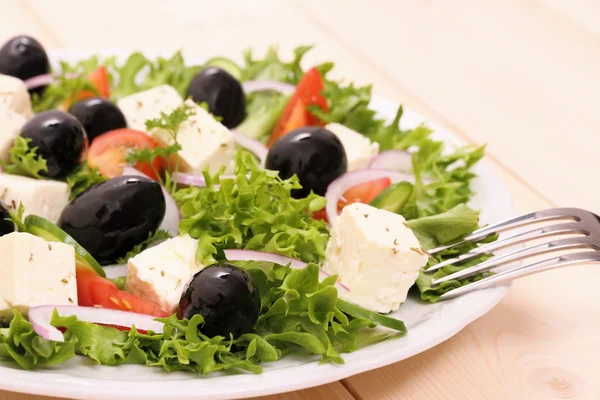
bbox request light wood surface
[0,0,598,399]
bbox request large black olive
[186,67,246,128]
[20,110,88,178]
[178,263,260,338]
[0,200,15,237]
[68,97,127,142]
[0,35,50,95]
[57,176,166,265]
[265,127,348,198]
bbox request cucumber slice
[24,215,105,277]
[370,182,414,213]
[204,57,242,80]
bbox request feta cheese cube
[0,74,33,119]
[0,174,70,224]
[325,123,379,170]
[117,85,183,131]
[0,110,26,163]
[322,202,428,313]
[0,232,77,321]
[149,100,235,174]
[127,234,202,314]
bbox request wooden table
[1,0,599,399]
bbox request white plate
[0,50,514,400]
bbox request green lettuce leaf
[66,162,108,200]
[236,91,288,140]
[176,151,329,265]
[240,45,313,83]
[0,137,48,179]
[116,230,172,264]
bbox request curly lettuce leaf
[66,162,107,200]
[1,137,48,179]
[240,45,313,83]
[176,152,329,265]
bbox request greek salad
[0,35,493,374]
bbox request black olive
[265,127,348,198]
[178,263,260,338]
[20,110,88,178]
[68,97,127,142]
[0,200,15,237]
[57,176,166,265]
[186,67,246,128]
[0,35,50,95]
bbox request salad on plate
[0,35,493,374]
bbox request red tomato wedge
[87,128,163,181]
[76,266,169,318]
[267,67,328,147]
[313,177,392,222]
[61,66,111,109]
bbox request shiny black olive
[57,176,166,265]
[0,35,50,95]
[186,67,246,128]
[68,97,127,142]
[265,127,348,198]
[178,263,260,338]
[20,110,88,178]
[0,200,15,237]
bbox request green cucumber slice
[204,57,242,80]
[24,215,105,277]
[370,182,414,213]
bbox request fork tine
[439,251,600,300]
[428,208,584,255]
[425,222,587,273]
[431,236,599,286]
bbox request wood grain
[0,0,598,399]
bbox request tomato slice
[313,178,392,222]
[268,67,328,147]
[61,66,111,109]
[76,266,169,318]
[87,128,163,181]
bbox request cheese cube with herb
[0,174,70,224]
[0,232,77,321]
[325,123,379,170]
[117,85,183,131]
[126,234,203,314]
[148,100,235,174]
[0,110,26,163]
[322,202,428,313]
[0,74,33,119]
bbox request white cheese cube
[0,174,70,224]
[0,110,26,163]
[0,232,77,321]
[117,85,183,132]
[322,202,428,313]
[127,234,202,314]
[149,100,235,174]
[326,123,379,170]
[0,74,33,119]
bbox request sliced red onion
[231,130,268,165]
[369,149,413,172]
[325,169,416,225]
[175,172,207,187]
[23,74,54,90]
[242,80,296,96]
[223,249,350,292]
[29,305,165,342]
[122,167,180,236]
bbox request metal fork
[425,207,600,300]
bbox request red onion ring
[325,169,417,225]
[174,172,207,187]
[242,80,296,96]
[231,129,268,165]
[122,167,180,236]
[368,149,413,172]
[23,74,54,90]
[29,305,165,342]
[223,249,350,292]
